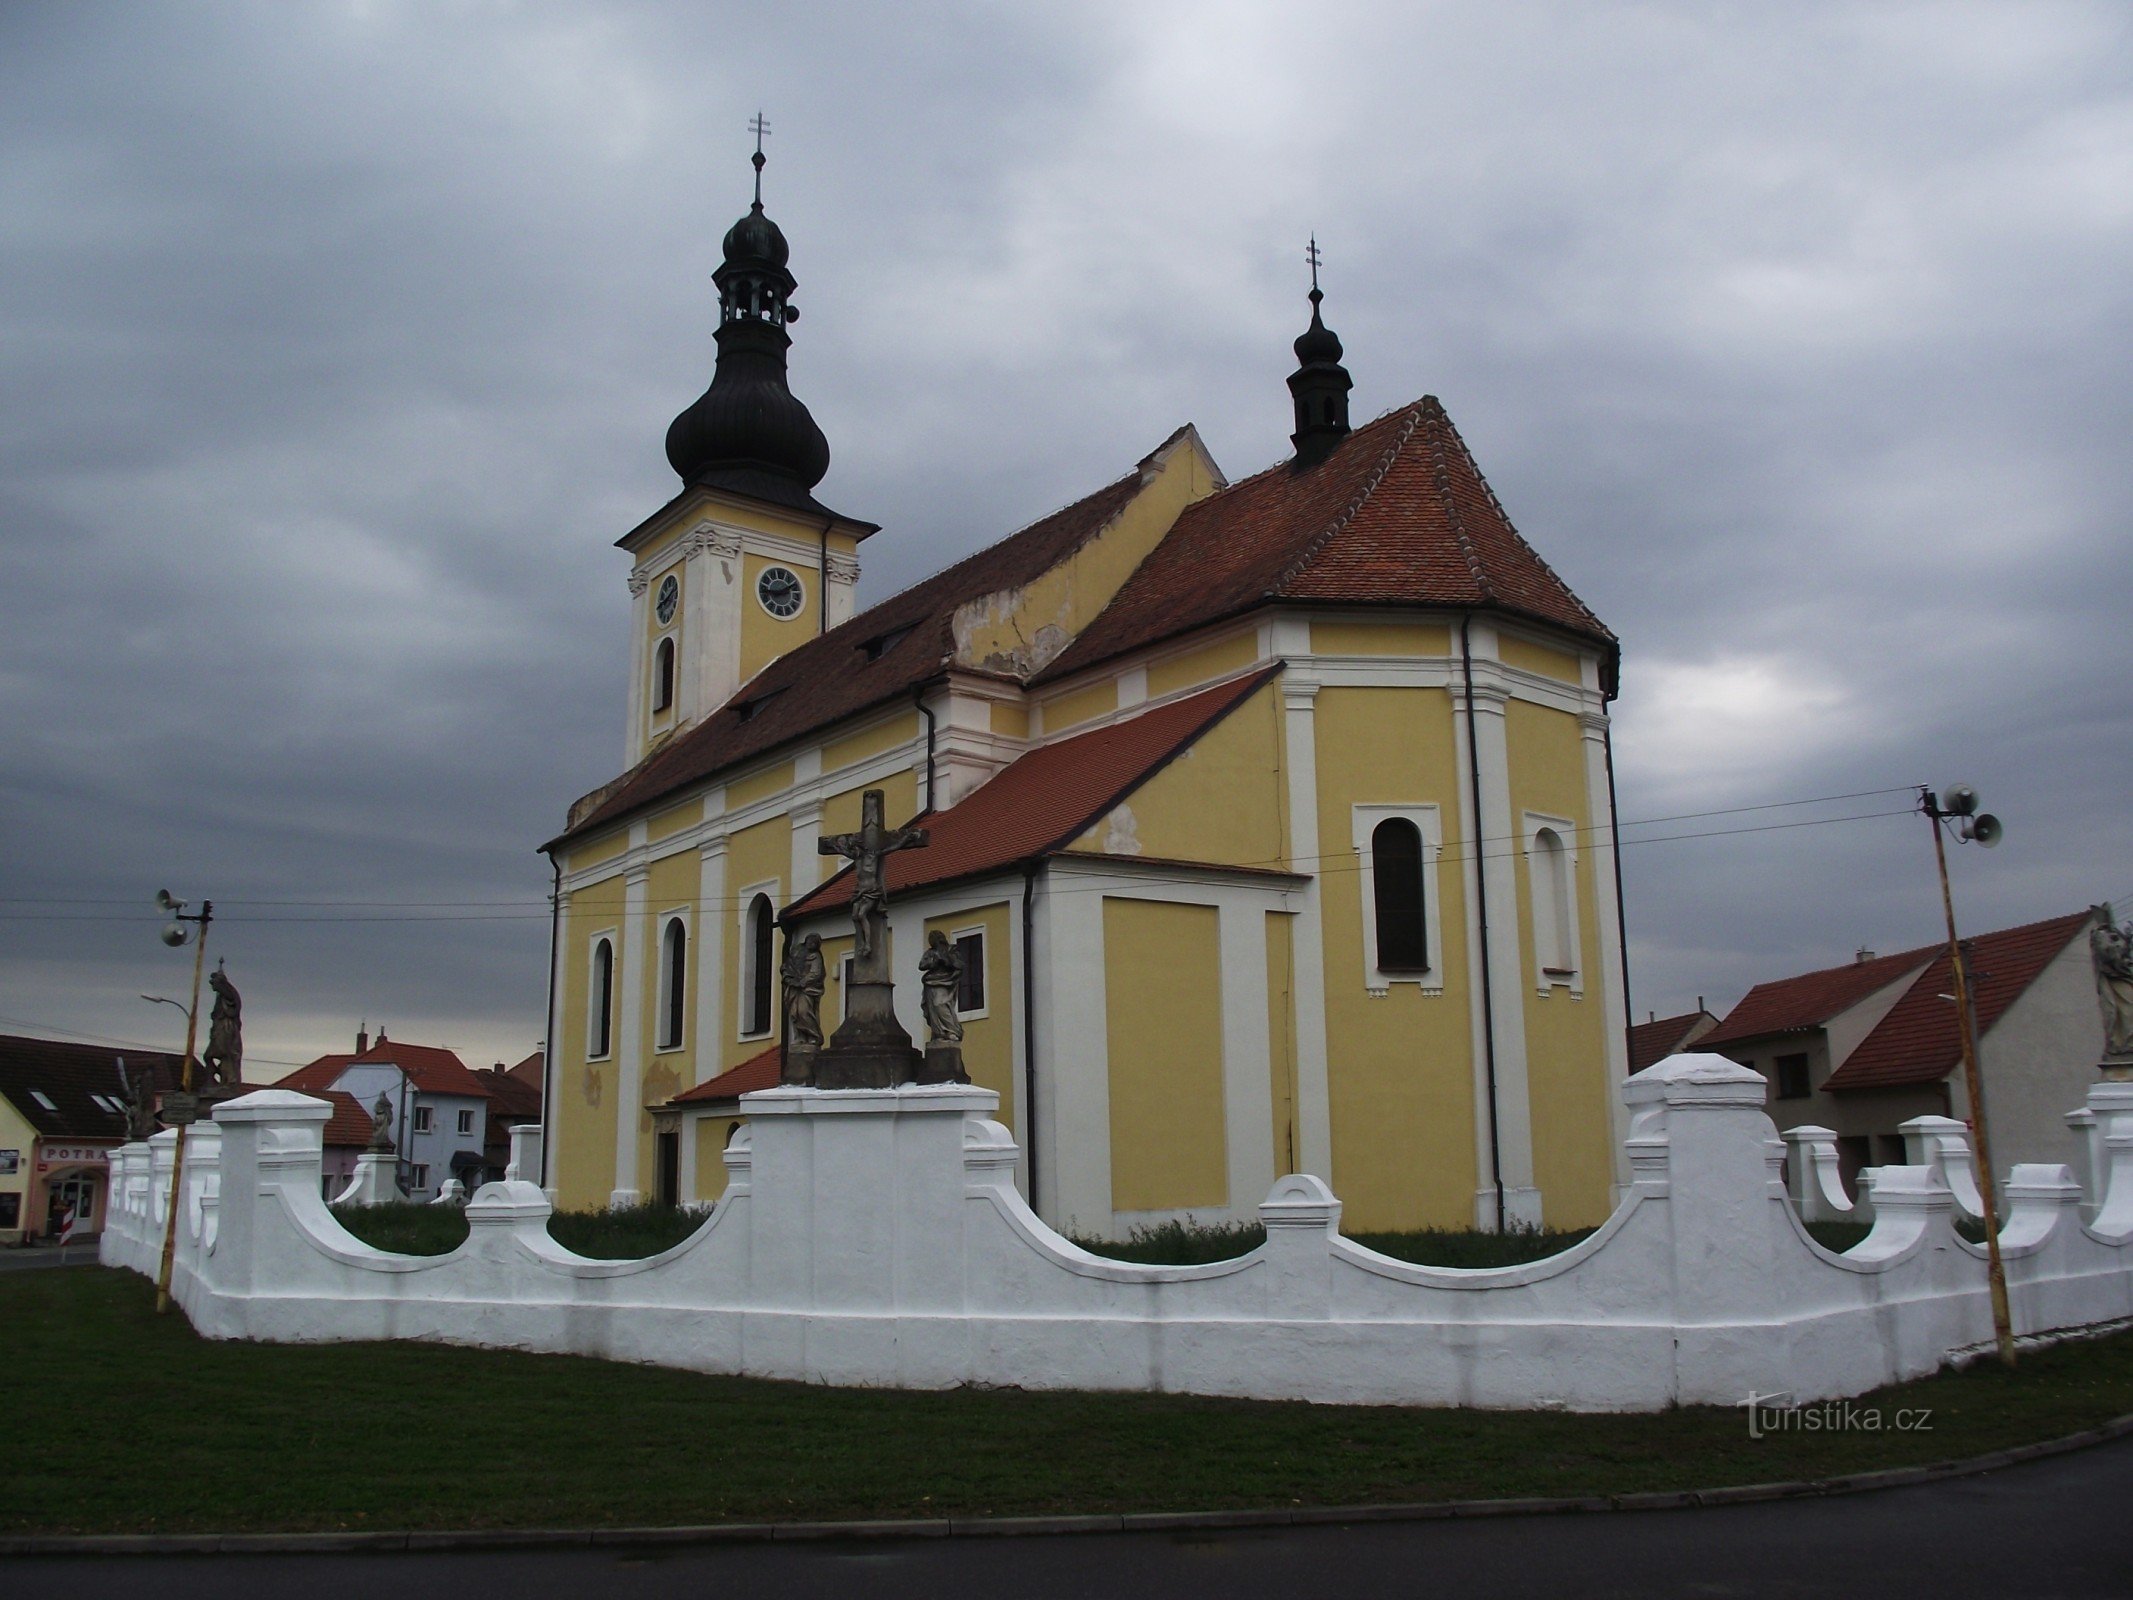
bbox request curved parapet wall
[99,1061,2133,1412]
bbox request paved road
[0,1246,97,1272]
[8,1434,2132,1599]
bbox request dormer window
[862,624,914,662]
[733,687,784,723]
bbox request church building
[541,154,1631,1236]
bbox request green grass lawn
[6,1267,2131,1536]
[329,1201,706,1258]
[1072,1219,1600,1268]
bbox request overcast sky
[3,1,2129,1081]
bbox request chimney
[1855,947,1876,965]
[356,1027,369,1054]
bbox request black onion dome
[1293,296,1344,365]
[1287,284,1353,472]
[665,179,830,496]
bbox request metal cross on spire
[1306,235,1323,303]
[748,111,771,204]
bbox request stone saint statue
[203,963,243,1087]
[120,1060,158,1141]
[2091,904,2133,1059]
[782,932,826,1049]
[367,1094,396,1154]
[818,790,929,964]
[919,930,965,1046]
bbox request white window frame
[408,1163,430,1192]
[456,1107,474,1136]
[1351,803,1445,998]
[950,925,989,1020]
[411,1105,433,1134]
[735,882,781,1042]
[585,929,618,1061]
[655,908,691,1052]
[1522,810,1583,996]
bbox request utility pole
[152,891,212,1315]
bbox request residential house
[278,1031,493,1201]
[476,1051,544,1185]
[1702,910,2101,1193]
[1628,1007,1720,1073]
[0,1035,185,1244]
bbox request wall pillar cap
[2004,1163,2081,1203]
[1863,1165,1952,1209]
[466,1179,555,1224]
[740,1084,1000,1118]
[1259,1173,1340,1230]
[211,1090,333,1125]
[1623,1051,1768,1110]
[1898,1113,1968,1135]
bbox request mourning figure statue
[120,1060,158,1142]
[367,1094,396,1154]
[918,929,965,1046]
[203,963,243,1087]
[782,932,826,1049]
[2092,904,2133,1059]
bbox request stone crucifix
[819,789,928,976]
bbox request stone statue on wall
[2092,904,2133,1060]
[919,930,965,1046]
[367,1094,396,1154]
[120,1059,158,1141]
[782,932,826,1049]
[203,963,243,1087]
[819,790,929,964]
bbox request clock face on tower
[654,573,679,627]
[756,565,805,619]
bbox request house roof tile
[1821,911,2092,1092]
[785,666,1282,919]
[292,1089,377,1149]
[1628,1010,1719,1074]
[277,1038,493,1100]
[1701,947,1937,1049]
[669,1046,783,1106]
[0,1035,187,1141]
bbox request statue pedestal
[918,1042,969,1087]
[2102,1057,2133,1083]
[781,1041,818,1087]
[813,979,921,1090]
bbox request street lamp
[151,890,212,1316]
[1919,786,2013,1365]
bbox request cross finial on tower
[748,111,771,204]
[1306,235,1323,303]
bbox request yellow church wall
[1104,898,1227,1211]
[1309,620,1451,658]
[1145,630,1259,698]
[645,799,700,844]
[1498,632,1584,684]
[1504,698,1614,1226]
[1266,910,1300,1178]
[1040,678,1115,734]
[989,700,1029,738]
[1066,680,1283,867]
[564,829,629,875]
[725,760,795,813]
[953,433,1220,676]
[1312,684,1478,1230]
[553,871,628,1211]
[719,815,790,1069]
[632,851,700,1188]
[692,1115,739,1204]
[821,768,919,841]
[739,551,820,686]
[823,711,919,774]
[924,902,1015,1135]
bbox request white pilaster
[825,552,860,629]
[545,880,571,1194]
[1279,669,1333,1182]
[624,573,651,767]
[1036,873,1111,1230]
[1580,709,1633,1201]
[678,834,729,1203]
[690,528,744,722]
[1455,657,1539,1228]
[611,864,651,1207]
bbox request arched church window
[1371,817,1428,972]
[653,638,676,714]
[588,937,614,1059]
[745,895,775,1037]
[658,917,688,1050]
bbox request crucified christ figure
[818,789,928,967]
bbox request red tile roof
[669,1046,783,1105]
[294,1089,377,1149]
[1038,398,1614,684]
[1821,912,2092,1092]
[550,455,1158,847]
[1701,947,1936,1049]
[503,1050,544,1091]
[476,1066,543,1121]
[786,666,1282,918]
[1628,1010,1719,1074]
[0,1035,189,1140]
[277,1038,494,1100]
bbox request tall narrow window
[652,637,676,713]
[1371,817,1428,972]
[955,930,986,1014]
[588,937,614,1058]
[745,894,775,1036]
[1533,827,1573,974]
[658,916,687,1049]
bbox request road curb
[8,1412,2132,1559]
